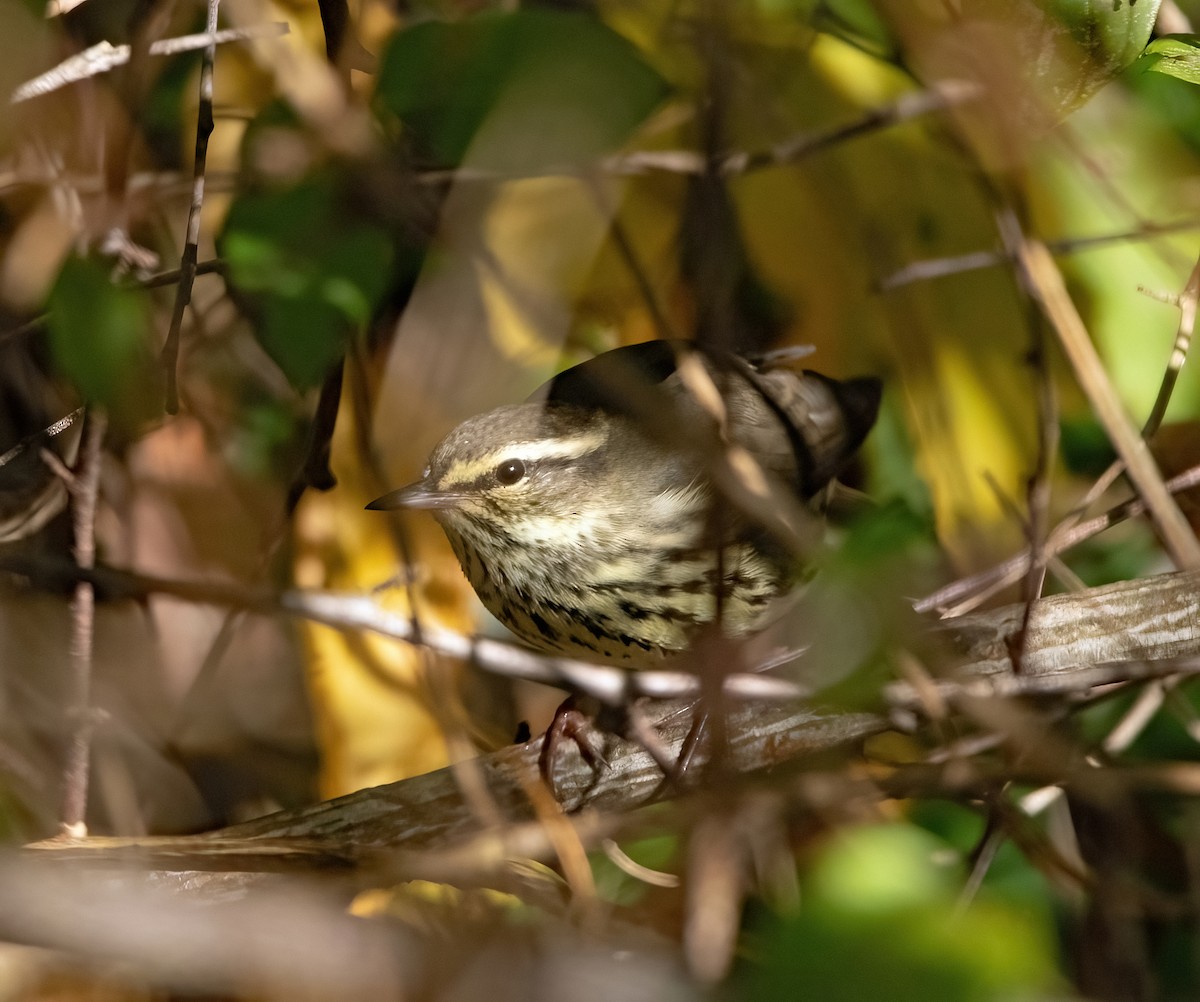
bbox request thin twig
[7,556,1200,713]
[1008,237,1200,568]
[138,258,225,289]
[916,258,1200,617]
[10,24,289,104]
[1143,254,1199,439]
[3,553,810,704]
[995,206,1060,670]
[14,567,1200,884]
[601,837,680,887]
[0,409,84,472]
[1089,260,1200,755]
[956,814,1006,916]
[162,0,220,414]
[585,177,677,341]
[917,462,1200,616]
[59,411,106,836]
[878,218,1200,291]
[722,79,981,175]
[413,81,980,187]
[1102,681,1168,756]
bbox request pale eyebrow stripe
[441,429,608,486]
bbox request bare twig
[284,589,810,704]
[917,257,1200,618]
[878,218,1200,291]
[995,206,1060,669]
[916,462,1200,616]
[59,411,106,835]
[0,409,84,472]
[161,0,220,414]
[10,24,289,104]
[12,567,1200,881]
[720,80,981,174]
[586,178,677,342]
[138,258,225,290]
[0,555,808,704]
[1143,254,1199,439]
[414,81,980,188]
[1008,237,1200,568]
[601,838,680,887]
[6,554,1200,710]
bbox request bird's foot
[537,696,609,798]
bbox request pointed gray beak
[366,480,464,512]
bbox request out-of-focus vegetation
[0,0,1199,999]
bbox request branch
[10,24,289,104]
[162,0,220,413]
[58,411,106,835]
[1012,236,1200,568]
[24,568,1200,877]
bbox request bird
[367,340,881,669]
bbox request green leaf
[375,10,670,170]
[47,256,155,414]
[899,1,1162,123]
[1060,415,1117,477]
[764,0,896,59]
[220,176,394,389]
[1137,34,1200,86]
[1039,0,1162,77]
[740,825,1063,1002]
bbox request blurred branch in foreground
[21,568,1200,881]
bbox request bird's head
[367,403,625,553]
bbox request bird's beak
[366,480,463,512]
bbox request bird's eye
[495,458,527,486]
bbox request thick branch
[26,569,1200,876]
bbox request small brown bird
[368,341,880,667]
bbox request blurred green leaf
[228,396,306,480]
[1040,0,1162,76]
[1137,34,1200,85]
[1060,415,1117,477]
[766,0,896,58]
[47,256,155,416]
[1066,527,1161,587]
[889,0,1161,125]
[836,497,936,568]
[220,176,394,389]
[909,801,1059,920]
[740,825,1062,1002]
[1137,33,1200,87]
[375,9,670,170]
[809,824,957,911]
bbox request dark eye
[495,458,527,486]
